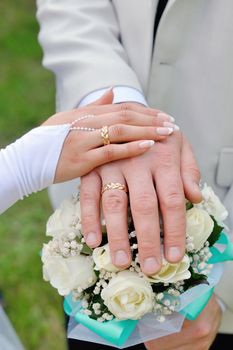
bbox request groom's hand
[145,295,222,350]
[80,104,201,274]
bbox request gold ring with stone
[100,125,110,145]
[101,182,128,194]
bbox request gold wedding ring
[101,182,128,194]
[100,125,110,145]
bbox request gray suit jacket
[37,0,233,333]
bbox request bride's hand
[43,90,178,182]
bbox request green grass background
[0,1,66,349]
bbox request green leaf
[190,268,207,281]
[101,233,108,246]
[207,216,224,247]
[152,283,170,294]
[186,201,194,210]
[81,243,93,255]
[183,267,208,291]
[94,269,100,278]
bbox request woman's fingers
[75,102,164,120]
[84,140,156,174]
[72,110,176,129]
[80,124,177,150]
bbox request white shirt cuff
[78,86,148,107]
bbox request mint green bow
[64,232,233,346]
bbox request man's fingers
[125,166,161,274]
[85,141,155,174]
[100,165,131,268]
[154,134,186,263]
[80,172,102,248]
[181,135,202,203]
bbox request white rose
[196,184,228,223]
[101,271,154,320]
[186,207,214,251]
[42,246,96,296]
[145,254,191,283]
[46,198,81,237]
[93,244,121,272]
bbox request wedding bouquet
[41,184,232,348]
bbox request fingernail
[167,247,182,262]
[139,140,155,148]
[143,257,160,274]
[168,115,175,122]
[157,113,175,122]
[86,232,98,246]
[163,121,180,131]
[114,250,129,266]
[157,127,174,135]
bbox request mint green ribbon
[208,232,233,264]
[74,313,137,347]
[64,232,233,345]
[180,232,233,320]
[64,296,137,346]
[180,287,214,320]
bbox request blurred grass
[0,1,66,349]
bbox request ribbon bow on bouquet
[41,184,233,348]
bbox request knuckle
[133,193,157,215]
[119,109,132,124]
[189,166,201,181]
[119,103,132,112]
[102,146,116,162]
[161,191,184,210]
[81,190,98,205]
[109,236,129,249]
[82,213,97,229]
[138,241,158,255]
[103,192,126,213]
[194,323,211,340]
[165,230,185,247]
[158,149,174,167]
[110,124,125,138]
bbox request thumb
[88,88,114,106]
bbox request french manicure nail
[168,115,175,122]
[157,127,174,135]
[157,113,175,122]
[167,247,182,262]
[139,140,155,148]
[86,232,98,246]
[114,250,129,266]
[163,121,180,131]
[143,257,159,274]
